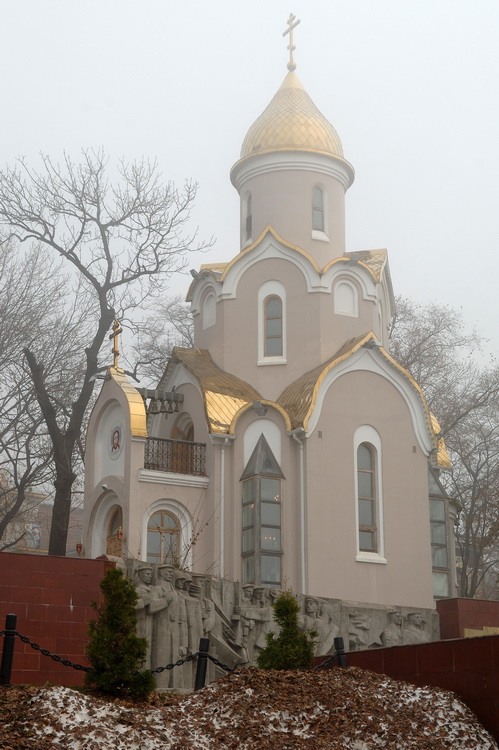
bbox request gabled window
[241,434,284,585]
[312,187,324,231]
[264,296,283,357]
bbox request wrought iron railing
[144,437,207,476]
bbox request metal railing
[144,438,207,476]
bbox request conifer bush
[257,590,316,670]
[85,567,155,700]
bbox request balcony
[144,437,207,476]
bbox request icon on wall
[109,422,124,460]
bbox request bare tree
[0,151,209,555]
[390,296,499,598]
[135,294,194,383]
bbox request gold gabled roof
[277,333,373,430]
[239,70,347,161]
[171,348,263,434]
[108,367,148,437]
[278,333,436,445]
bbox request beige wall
[305,369,434,609]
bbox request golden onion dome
[240,70,345,160]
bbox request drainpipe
[220,437,229,579]
[291,428,307,595]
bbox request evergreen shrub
[85,567,155,700]
[257,590,316,670]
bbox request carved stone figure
[151,565,177,688]
[348,611,371,652]
[134,565,163,669]
[380,610,404,647]
[403,612,429,645]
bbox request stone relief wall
[128,562,439,689]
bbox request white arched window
[202,290,216,329]
[354,426,386,564]
[334,280,358,317]
[147,510,181,565]
[312,186,328,240]
[143,500,193,567]
[312,186,324,231]
[258,280,287,365]
[245,193,253,244]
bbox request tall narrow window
[241,434,284,585]
[245,193,252,243]
[357,443,377,552]
[264,296,283,357]
[312,187,324,231]
[147,510,181,565]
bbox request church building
[83,18,458,615]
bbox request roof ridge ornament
[282,12,300,72]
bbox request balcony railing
[144,437,207,476]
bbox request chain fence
[0,625,235,686]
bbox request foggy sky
[2,1,498,356]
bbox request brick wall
[437,597,499,639]
[342,636,499,742]
[0,552,113,686]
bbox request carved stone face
[139,568,152,585]
[410,613,423,626]
[305,597,318,614]
[159,567,174,582]
[175,576,186,589]
[390,612,403,626]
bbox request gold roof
[108,367,148,438]
[278,333,436,450]
[171,348,263,434]
[239,70,345,160]
[430,414,452,469]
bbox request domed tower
[230,15,354,267]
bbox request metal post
[194,637,210,691]
[334,636,347,668]
[0,614,17,686]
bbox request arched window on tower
[245,193,253,244]
[264,296,283,357]
[147,510,181,565]
[334,280,358,317]
[202,290,216,329]
[312,186,324,232]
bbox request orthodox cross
[282,13,300,71]
[109,319,123,369]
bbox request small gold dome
[240,71,344,159]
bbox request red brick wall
[342,636,499,742]
[437,597,499,639]
[0,552,113,687]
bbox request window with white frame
[334,280,358,317]
[245,193,253,244]
[264,296,283,357]
[241,434,284,585]
[202,290,216,329]
[147,510,181,565]
[312,186,324,231]
[258,280,287,365]
[354,426,385,562]
[357,444,377,552]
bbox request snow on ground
[5,667,499,749]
